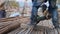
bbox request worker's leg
[48,0,60,34]
[30,6,40,25]
[30,0,48,26]
[50,9,60,34]
[51,10,59,28]
[51,9,60,34]
[30,0,44,25]
[48,0,60,29]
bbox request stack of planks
[8,23,58,34]
[7,9,60,34]
[0,16,21,34]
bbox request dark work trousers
[30,0,59,28]
[0,10,6,18]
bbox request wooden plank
[21,23,53,31]
[0,22,20,34]
[0,16,20,22]
[0,22,12,29]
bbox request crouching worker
[29,0,60,34]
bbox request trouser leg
[48,0,60,28]
[51,9,60,34]
[30,0,48,25]
[48,0,60,34]
[51,9,59,28]
[45,0,60,34]
[30,6,40,25]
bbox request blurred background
[0,0,60,18]
[0,0,60,34]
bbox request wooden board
[0,16,21,34]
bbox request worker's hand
[43,10,51,20]
[43,10,48,16]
